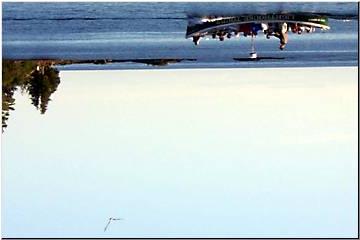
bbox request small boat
[249,52,257,59]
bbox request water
[2,2,358,68]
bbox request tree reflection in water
[2,60,60,132]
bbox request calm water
[2,2,358,68]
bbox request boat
[186,13,330,38]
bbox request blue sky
[2,67,358,237]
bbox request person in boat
[266,22,288,50]
[226,31,232,39]
[305,25,315,33]
[228,26,238,38]
[250,23,262,36]
[277,22,288,50]
[238,23,252,37]
[192,35,201,45]
[261,23,269,33]
[264,22,275,38]
[217,31,226,41]
[289,23,301,34]
[298,24,314,33]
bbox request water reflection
[2,60,60,131]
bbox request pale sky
[2,67,358,238]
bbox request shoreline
[3,58,357,71]
[56,66,357,75]
[59,65,357,71]
[2,58,197,67]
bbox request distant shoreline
[2,58,197,67]
[2,59,357,72]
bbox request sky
[1,67,358,238]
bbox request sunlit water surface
[2,2,358,68]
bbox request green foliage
[26,66,60,114]
[2,60,60,132]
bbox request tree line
[2,60,60,131]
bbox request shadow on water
[2,60,60,132]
